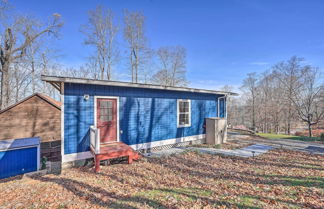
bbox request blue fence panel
[0,147,38,179]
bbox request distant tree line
[0,2,188,109]
[227,56,324,137]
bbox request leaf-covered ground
[0,149,323,209]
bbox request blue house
[42,76,236,164]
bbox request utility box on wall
[206,117,227,145]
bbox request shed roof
[0,93,61,114]
[41,75,238,96]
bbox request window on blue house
[177,99,191,127]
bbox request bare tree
[151,46,188,87]
[81,5,119,80]
[25,39,42,93]
[229,57,323,136]
[0,1,63,108]
[290,69,324,137]
[10,61,31,102]
[124,10,149,83]
[241,72,258,131]
[273,57,307,134]
[39,49,62,98]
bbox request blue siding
[64,83,226,154]
[0,147,38,179]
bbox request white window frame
[177,99,191,128]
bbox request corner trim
[61,82,65,162]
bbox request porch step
[91,142,141,172]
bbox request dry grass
[0,149,323,209]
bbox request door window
[99,101,113,122]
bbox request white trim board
[62,134,205,163]
[94,96,120,142]
[217,96,226,118]
[62,151,93,163]
[61,82,65,163]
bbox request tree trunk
[135,50,138,83]
[308,122,312,138]
[130,50,134,83]
[101,66,104,80]
[32,60,36,93]
[107,62,111,80]
[287,106,291,135]
[15,84,19,103]
[252,98,256,131]
[0,63,10,109]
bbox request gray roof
[41,75,238,96]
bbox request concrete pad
[144,144,273,158]
[143,147,188,158]
[227,133,324,156]
[189,144,273,158]
[304,146,324,154]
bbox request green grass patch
[136,187,213,203]
[257,133,319,141]
[223,195,263,209]
[239,196,262,208]
[280,176,324,188]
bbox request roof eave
[41,75,239,96]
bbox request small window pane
[100,115,106,121]
[179,101,189,113]
[100,101,108,108]
[179,114,186,125]
[107,108,113,121]
[100,108,108,115]
[107,101,113,108]
[179,102,184,112]
[185,114,189,124]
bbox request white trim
[130,134,205,150]
[61,82,65,162]
[62,134,205,162]
[177,99,191,128]
[37,144,40,171]
[62,151,93,163]
[94,96,120,142]
[225,95,227,118]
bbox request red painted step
[90,142,141,173]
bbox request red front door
[97,98,117,143]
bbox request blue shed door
[0,147,38,179]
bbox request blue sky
[11,0,324,91]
